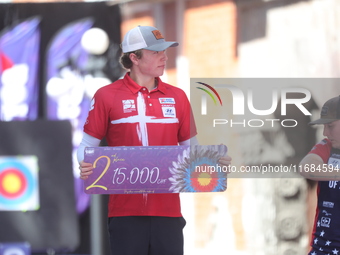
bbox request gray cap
[121,25,178,53]
[309,96,340,125]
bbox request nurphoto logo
[193,79,312,128]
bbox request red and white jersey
[84,72,197,217]
[309,139,332,163]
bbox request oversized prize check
[84,145,228,194]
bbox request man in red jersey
[77,25,231,255]
[300,96,340,255]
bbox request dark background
[0,2,122,254]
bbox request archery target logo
[0,156,39,211]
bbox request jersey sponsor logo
[323,201,334,208]
[321,217,331,228]
[162,106,176,117]
[122,100,136,113]
[159,98,175,104]
[322,210,332,216]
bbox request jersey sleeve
[308,139,332,164]
[83,87,110,140]
[177,90,198,143]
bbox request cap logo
[321,106,329,116]
[152,30,164,40]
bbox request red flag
[0,52,13,74]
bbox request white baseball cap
[121,25,178,53]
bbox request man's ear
[129,53,139,65]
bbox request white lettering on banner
[112,167,165,185]
[0,64,30,121]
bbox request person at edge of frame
[299,95,340,255]
[77,25,232,255]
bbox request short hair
[119,50,143,69]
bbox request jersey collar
[124,72,167,94]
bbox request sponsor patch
[122,100,136,113]
[323,201,335,208]
[321,217,331,228]
[322,210,332,216]
[159,98,175,104]
[162,106,176,117]
[152,30,164,40]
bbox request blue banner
[45,18,96,214]
[0,17,40,121]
